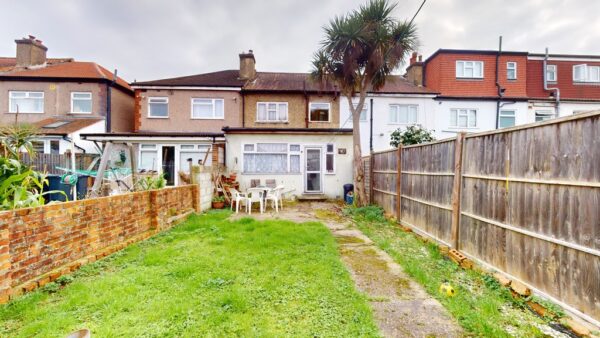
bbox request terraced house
[0,36,134,154]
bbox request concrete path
[229,202,463,338]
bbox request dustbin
[44,175,90,202]
[343,183,354,204]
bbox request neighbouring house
[0,36,135,154]
[407,49,600,139]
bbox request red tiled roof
[32,117,105,136]
[0,58,132,92]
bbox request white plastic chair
[246,188,264,214]
[229,188,247,213]
[265,186,284,212]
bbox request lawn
[345,206,563,338]
[0,210,380,337]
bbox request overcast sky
[1,0,599,82]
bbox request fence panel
[401,140,456,245]
[21,153,99,174]
[371,150,398,215]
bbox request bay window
[191,98,224,119]
[9,91,44,113]
[257,102,288,122]
[456,61,484,78]
[450,109,477,128]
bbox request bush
[135,174,166,191]
[212,195,225,203]
[390,125,435,147]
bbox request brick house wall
[0,185,199,302]
[526,59,600,100]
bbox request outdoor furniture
[246,187,265,214]
[250,179,261,188]
[265,185,284,212]
[229,188,247,213]
[265,179,276,188]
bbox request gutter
[543,48,561,116]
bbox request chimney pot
[15,35,48,68]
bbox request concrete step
[297,194,327,201]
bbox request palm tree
[311,0,418,206]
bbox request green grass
[0,210,380,337]
[346,206,553,338]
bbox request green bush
[135,174,166,191]
[390,125,435,147]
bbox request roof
[0,59,133,93]
[222,127,353,135]
[32,117,104,136]
[132,70,245,88]
[81,131,225,138]
[369,76,437,94]
[243,72,338,92]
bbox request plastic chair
[246,188,264,214]
[265,185,284,212]
[229,188,247,213]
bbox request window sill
[255,121,289,124]
[388,122,418,126]
[573,81,600,86]
[455,77,484,81]
[147,116,169,119]
[8,111,44,114]
[448,126,479,130]
[69,112,92,115]
[191,117,225,120]
[309,120,331,123]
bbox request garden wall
[0,184,200,302]
[366,111,600,325]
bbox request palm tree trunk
[347,94,368,207]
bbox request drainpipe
[369,98,374,152]
[241,93,245,127]
[304,81,309,128]
[106,69,118,133]
[543,48,561,116]
[495,36,504,129]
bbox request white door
[305,147,322,193]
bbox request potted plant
[230,171,237,182]
[211,195,225,209]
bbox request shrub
[212,195,225,203]
[390,125,435,147]
[135,174,166,191]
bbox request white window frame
[535,110,555,122]
[242,142,292,174]
[456,60,484,79]
[8,91,44,114]
[353,103,368,122]
[138,144,159,171]
[256,102,288,122]
[388,104,418,125]
[573,64,600,83]
[325,143,335,175]
[506,62,517,80]
[450,108,478,128]
[148,97,169,119]
[308,102,331,122]
[498,110,516,128]
[191,98,225,120]
[546,65,557,82]
[70,92,92,114]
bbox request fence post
[450,133,465,249]
[369,152,374,205]
[396,146,402,222]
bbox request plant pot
[230,174,237,181]
[212,201,225,209]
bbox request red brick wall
[526,59,600,100]
[133,89,142,132]
[0,185,199,302]
[425,53,528,98]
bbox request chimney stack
[239,50,256,80]
[15,35,47,68]
[405,52,424,86]
[409,52,418,65]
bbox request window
[148,97,168,118]
[456,61,484,78]
[499,110,516,128]
[506,62,517,80]
[191,98,224,119]
[139,144,158,171]
[31,141,45,154]
[389,104,418,124]
[450,109,477,128]
[325,144,334,174]
[535,110,555,122]
[9,91,44,113]
[71,92,92,113]
[573,64,600,83]
[257,102,288,122]
[309,102,331,122]
[50,140,60,155]
[353,103,368,121]
[290,144,301,173]
[179,144,211,170]
[243,143,289,173]
[546,65,557,82]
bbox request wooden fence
[366,111,600,325]
[21,153,99,174]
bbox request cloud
[1,0,598,81]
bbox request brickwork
[527,59,600,100]
[0,185,199,302]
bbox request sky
[1,0,599,82]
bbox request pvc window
[450,108,477,128]
[573,64,600,83]
[309,102,331,122]
[535,110,555,122]
[389,104,418,124]
[325,144,335,174]
[191,98,224,119]
[499,110,516,128]
[353,103,368,121]
[71,92,92,114]
[148,97,168,118]
[456,61,483,78]
[506,62,517,80]
[546,65,557,82]
[9,91,44,113]
[257,102,288,122]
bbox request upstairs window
[71,92,92,114]
[546,65,557,82]
[506,62,517,80]
[450,108,477,128]
[257,102,288,122]
[456,61,483,79]
[389,104,418,124]
[309,102,331,122]
[191,98,224,119]
[573,64,600,83]
[148,97,168,118]
[9,91,44,113]
[499,110,516,128]
[353,103,368,121]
